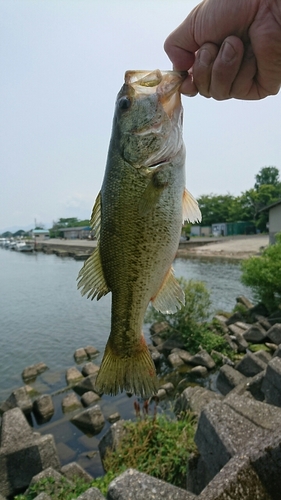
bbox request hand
[164,0,281,100]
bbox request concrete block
[194,399,265,479]
[243,323,267,343]
[262,356,281,407]
[76,488,106,499]
[216,364,247,395]
[61,461,93,483]
[107,469,196,500]
[0,409,60,497]
[235,352,267,377]
[267,323,281,345]
[5,386,33,415]
[71,405,105,435]
[99,420,127,465]
[73,374,99,396]
[174,386,222,417]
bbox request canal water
[0,248,252,477]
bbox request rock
[235,352,267,377]
[150,348,161,365]
[107,412,121,424]
[71,405,105,435]
[159,382,174,394]
[236,295,254,309]
[66,367,83,385]
[107,469,195,500]
[249,302,269,320]
[265,342,278,352]
[190,365,208,377]
[73,374,99,396]
[268,309,281,325]
[254,315,272,331]
[5,386,33,415]
[216,364,247,396]
[76,487,106,499]
[84,345,99,358]
[26,467,73,494]
[81,391,100,407]
[174,386,222,417]
[150,334,163,347]
[171,348,193,363]
[74,348,88,363]
[22,362,48,382]
[267,323,281,345]
[33,493,52,500]
[228,323,246,336]
[167,352,185,368]
[189,350,215,370]
[261,357,281,406]
[33,395,55,423]
[150,321,169,335]
[98,420,127,464]
[230,330,248,353]
[157,335,185,355]
[61,461,93,483]
[223,334,238,352]
[0,408,60,498]
[211,350,234,367]
[226,311,244,326]
[82,362,100,376]
[254,350,272,364]
[243,323,268,343]
[61,393,82,413]
[273,345,281,358]
[154,388,167,400]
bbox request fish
[77,69,201,398]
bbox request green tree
[254,166,280,190]
[241,233,281,313]
[197,193,237,226]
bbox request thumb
[164,8,200,70]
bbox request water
[0,248,252,477]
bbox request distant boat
[15,241,34,252]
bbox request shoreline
[38,234,269,261]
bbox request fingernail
[198,48,213,67]
[221,41,236,63]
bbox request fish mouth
[125,69,186,118]
[146,158,169,170]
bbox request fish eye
[118,96,131,110]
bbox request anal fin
[151,267,185,314]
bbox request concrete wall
[269,204,281,244]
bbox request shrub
[146,278,231,356]
[241,232,281,313]
[103,410,197,489]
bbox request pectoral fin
[77,190,109,300]
[151,267,185,314]
[90,191,102,239]
[183,188,201,223]
[77,243,110,300]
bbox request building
[211,221,256,237]
[261,200,281,244]
[60,226,91,239]
[32,229,50,241]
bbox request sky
[1,0,281,232]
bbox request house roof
[61,226,91,232]
[259,199,281,213]
[32,229,49,234]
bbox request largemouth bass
[78,69,201,397]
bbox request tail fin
[95,335,158,398]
